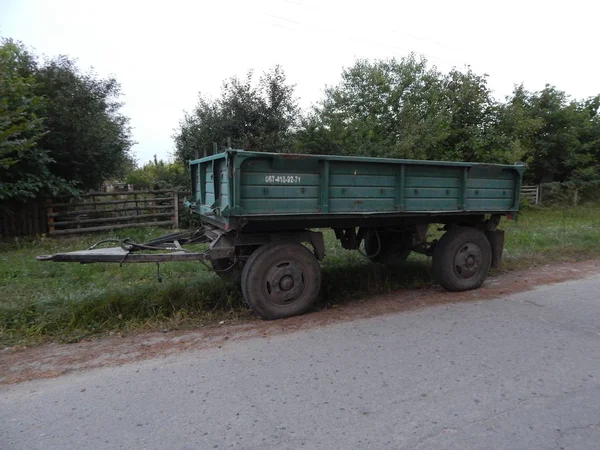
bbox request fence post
[46,199,54,235]
[172,191,179,229]
[152,195,157,222]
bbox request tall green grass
[1,206,599,345]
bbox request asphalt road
[2,275,600,450]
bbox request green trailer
[38,150,525,320]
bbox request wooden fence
[47,190,190,236]
[520,185,540,205]
[1,197,48,237]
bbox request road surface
[2,274,600,450]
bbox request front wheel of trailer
[240,243,321,320]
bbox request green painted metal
[319,160,330,213]
[185,150,525,230]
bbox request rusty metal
[36,247,207,264]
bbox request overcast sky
[2,0,599,164]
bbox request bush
[541,180,600,206]
[126,158,190,191]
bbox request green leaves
[125,158,187,190]
[176,55,599,185]
[34,56,134,190]
[0,37,134,206]
[297,56,501,162]
[174,66,298,162]
[0,39,68,204]
[509,85,600,183]
[296,56,600,184]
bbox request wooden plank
[172,191,179,229]
[51,212,172,227]
[32,198,39,235]
[39,198,47,234]
[24,200,31,235]
[49,220,173,236]
[47,199,55,235]
[51,197,172,208]
[76,189,175,198]
[48,205,173,217]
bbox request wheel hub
[264,261,305,304]
[279,275,294,291]
[454,243,483,279]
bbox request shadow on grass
[319,258,433,308]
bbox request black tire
[432,226,491,292]
[240,242,321,320]
[363,229,411,266]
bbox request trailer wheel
[363,229,410,265]
[432,227,491,292]
[240,242,321,320]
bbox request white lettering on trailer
[264,175,302,184]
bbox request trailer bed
[186,150,524,231]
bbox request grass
[1,206,600,346]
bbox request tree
[438,67,499,162]
[0,39,71,203]
[491,85,544,167]
[296,55,449,159]
[526,86,600,183]
[496,85,600,183]
[1,37,135,205]
[174,66,299,162]
[34,56,135,190]
[296,56,508,163]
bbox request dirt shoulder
[2,258,600,386]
